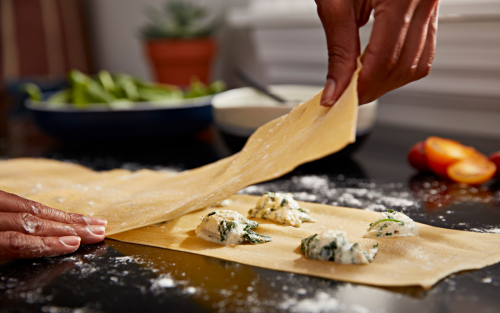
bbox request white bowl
[212,85,377,138]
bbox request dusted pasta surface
[109,194,500,289]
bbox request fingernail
[88,225,106,236]
[88,217,107,226]
[320,78,336,107]
[59,236,81,247]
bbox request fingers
[0,231,80,260]
[316,0,361,106]
[358,0,440,104]
[414,5,439,80]
[316,0,440,105]
[383,0,439,91]
[358,0,419,103]
[0,212,105,245]
[0,190,107,260]
[0,190,106,226]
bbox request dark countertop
[1,120,500,313]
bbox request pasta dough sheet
[110,195,500,289]
[0,62,360,235]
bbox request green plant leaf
[140,0,218,39]
[22,83,42,102]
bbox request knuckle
[379,50,400,72]
[19,213,42,234]
[366,46,399,74]
[6,231,28,253]
[0,232,55,259]
[25,201,50,217]
[57,211,87,225]
[415,63,432,80]
[402,12,412,28]
[69,213,87,224]
[51,210,69,223]
[327,44,352,67]
[428,22,438,37]
[23,200,86,225]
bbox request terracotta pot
[145,38,216,86]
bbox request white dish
[212,85,377,138]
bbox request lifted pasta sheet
[110,195,500,289]
[0,62,360,235]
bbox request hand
[316,0,440,106]
[0,190,106,260]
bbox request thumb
[316,0,360,106]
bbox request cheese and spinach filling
[248,192,315,227]
[195,210,272,245]
[301,230,378,264]
[363,209,418,238]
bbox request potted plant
[141,1,219,86]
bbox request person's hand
[316,0,440,106]
[0,190,106,260]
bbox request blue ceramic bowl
[25,94,213,141]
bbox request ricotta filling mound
[301,230,378,264]
[248,192,315,227]
[195,210,272,245]
[363,209,418,238]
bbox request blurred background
[0,0,499,158]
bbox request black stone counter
[1,124,500,313]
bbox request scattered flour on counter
[241,175,420,214]
[342,188,368,197]
[365,204,387,212]
[280,291,339,313]
[151,274,176,289]
[296,288,307,295]
[115,162,183,174]
[114,256,145,265]
[41,306,101,313]
[184,286,196,294]
[335,193,362,207]
[378,196,415,208]
[470,227,500,234]
[76,263,100,278]
[292,192,318,202]
[295,176,329,190]
[481,277,493,283]
[239,185,266,194]
[18,287,51,304]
